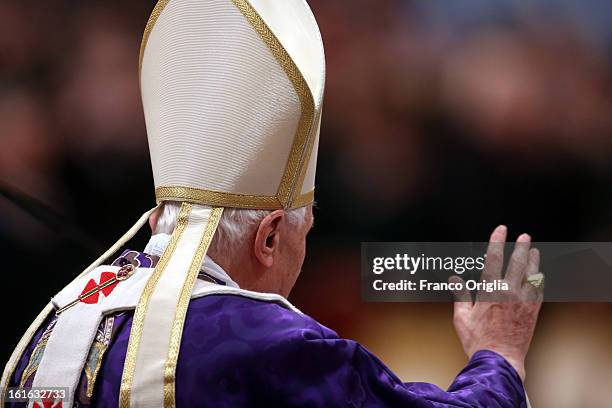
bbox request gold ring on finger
[526,272,545,290]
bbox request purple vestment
[7,251,526,407]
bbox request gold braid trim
[230,0,316,208]
[163,207,223,407]
[138,0,171,76]
[155,186,281,209]
[119,203,193,408]
[291,190,315,209]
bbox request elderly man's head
[149,202,313,296]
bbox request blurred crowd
[2,1,612,406]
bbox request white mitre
[0,1,325,407]
[143,0,325,210]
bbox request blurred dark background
[2,0,612,406]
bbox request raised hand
[450,225,543,380]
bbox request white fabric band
[122,204,222,407]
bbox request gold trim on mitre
[293,106,322,203]
[291,190,315,209]
[138,0,171,77]
[230,0,316,208]
[139,0,320,210]
[155,186,282,210]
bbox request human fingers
[523,248,544,302]
[505,233,531,290]
[480,225,507,282]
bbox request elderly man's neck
[209,246,287,296]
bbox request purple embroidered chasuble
[7,250,526,407]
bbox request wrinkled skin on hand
[450,225,543,380]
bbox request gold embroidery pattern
[84,342,107,399]
[119,203,193,408]
[155,186,281,209]
[84,315,115,399]
[18,317,57,389]
[19,338,48,389]
[292,106,323,206]
[163,207,223,407]
[291,190,315,209]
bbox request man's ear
[253,210,285,268]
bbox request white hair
[154,201,308,257]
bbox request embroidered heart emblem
[79,272,119,304]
